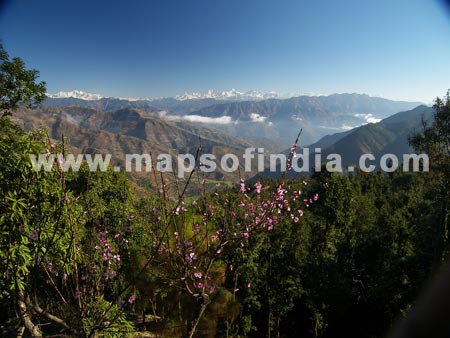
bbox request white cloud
[62,112,81,126]
[319,124,357,131]
[317,113,381,132]
[250,113,267,122]
[340,124,356,130]
[182,115,233,124]
[354,113,381,124]
[158,111,233,124]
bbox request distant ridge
[43,92,424,146]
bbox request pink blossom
[128,295,136,304]
[239,179,246,193]
[254,181,262,194]
[248,203,254,212]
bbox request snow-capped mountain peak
[47,88,281,102]
[47,90,104,101]
[174,89,279,101]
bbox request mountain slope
[309,105,434,171]
[257,105,433,178]
[12,106,276,185]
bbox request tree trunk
[16,325,25,338]
[17,298,42,337]
[185,293,211,338]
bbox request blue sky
[1,0,449,102]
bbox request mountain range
[185,93,422,145]
[16,91,433,188]
[44,91,423,146]
[47,88,282,102]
